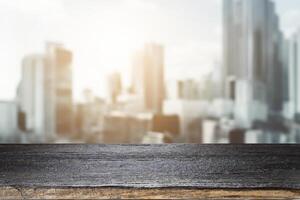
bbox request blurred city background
[1,0,300,144]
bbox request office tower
[132,43,165,114]
[19,43,73,140]
[45,43,73,137]
[19,55,47,138]
[281,39,290,119]
[287,31,300,120]
[107,72,122,104]
[223,0,284,128]
[269,31,285,117]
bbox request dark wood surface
[0,144,299,189]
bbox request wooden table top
[0,144,299,199]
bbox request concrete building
[163,100,210,143]
[281,38,290,120]
[132,43,165,114]
[19,55,47,139]
[245,130,289,143]
[152,114,180,136]
[74,90,107,141]
[287,32,300,121]
[18,43,73,141]
[0,101,18,143]
[177,79,200,100]
[142,132,173,144]
[107,72,122,104]
[45,43,73,137]
[102,112,152,143]
[223,0,285,128]
[202,119,220,144]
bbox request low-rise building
[0,101,19,143]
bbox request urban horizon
[1,0,300,144]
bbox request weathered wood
[0,144,299,189]
[1,187,300,199]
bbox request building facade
[287,31,300,121]
[177,80,200,100]
[19,55,47,138]
[0,101,18,142]
[132,43,165,114]
[45,43,73,137]
[107,72,122,104]
[19,44,73,140]
[223,0,284,128]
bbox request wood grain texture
[0,144,299,189]
[1,187,300,199]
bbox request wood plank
[0,144,299,189]
[1,187,300,199]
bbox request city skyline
[1,0,300,101]
[1,0,300,144]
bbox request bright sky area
[0,0,300,101]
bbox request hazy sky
[0,0,300,101]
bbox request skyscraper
[19,55,47,138]
[19,43,73,140]
[45,43,73,137]
[107,72,122,104]
[223,0,284,128]
[287,31,300,120]
[132,43,165,114]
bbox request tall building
[287,31,300,120]
[18,43,73,140]
[223,0,284,128]
[107,72,122,104]
[132,43,165,114]
[281,39,290,119]
[45,43,73,137]
[19,55,47,138]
